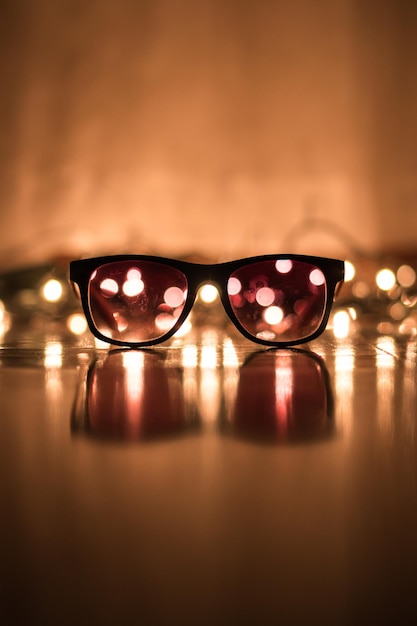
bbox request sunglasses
[69,254,344,348]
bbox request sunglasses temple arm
[68,275,81,300]
[334,279,345,299]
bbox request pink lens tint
[88,260,188,343]
[227,259,328,342]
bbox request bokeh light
[397,264,416,288]
[42,279,64,303]
[376,269,396,291]
[333,310,351,339]
[200,284,219,304]
[344,261,355,282]
[67,313,88,335]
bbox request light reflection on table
[8,326,413,451]
[70,334,334,445]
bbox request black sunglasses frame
[70,254,344,348]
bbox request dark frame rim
[69,254,345,348]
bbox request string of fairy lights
[1,257,417,346]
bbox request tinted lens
[88,260,188,343]
[227,259,327,342]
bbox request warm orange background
[1,0,416,268]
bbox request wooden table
[1,329,417,624]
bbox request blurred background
[0,0,416,344]
[1,0,416,266]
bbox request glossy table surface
[1,326,417,624]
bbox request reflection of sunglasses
[226,349,334,443]
[71,350,190,441]
[70,254,344,347]
[71,347,333,444]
